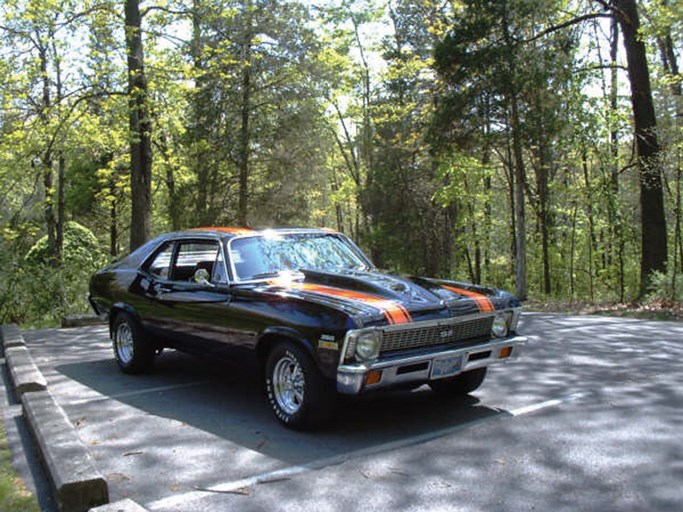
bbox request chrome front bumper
[336,335,527,395]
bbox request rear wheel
[429,367,487,396]
[112,312,155,374]
[265,341,336,429]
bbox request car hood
[258,268,521,326]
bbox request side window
[147,243,174,279]
[171,241,222,283]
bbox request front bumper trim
[336,335,527,395]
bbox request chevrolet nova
[89,228,526,429]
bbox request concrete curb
[0,322,25,350]
[23,391,109,512]
[5,345,48,400]
[89,498,150,511]
[1,323,111,512]
[62,316,106,328]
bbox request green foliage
[1,0,682,321]
[0,423,40,512]
[25,221,106,268]
[1,264,94,326]
[0,222,107,325]
[646,269,683,304]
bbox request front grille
[380,316,493,354]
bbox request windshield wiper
[249,271,283,280]
[250,270,305,280]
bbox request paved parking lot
[6,313,683,511]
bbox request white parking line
[509,391,587,416]
[68,381,211,405]
[145,391,588,511]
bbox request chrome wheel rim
[272,355,305,415]
[115,323,134,364]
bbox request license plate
[430,354,464,379]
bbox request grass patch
[0,423,40,512]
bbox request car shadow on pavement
[55,346,505,466]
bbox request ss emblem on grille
[440,329,454,338]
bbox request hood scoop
[300,268,443,309]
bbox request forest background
[0,0,681,325]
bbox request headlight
[353,330,381,361]
[491,313,511,338]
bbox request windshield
[228,233,370,281]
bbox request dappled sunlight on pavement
[19,314,683,511]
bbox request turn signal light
[499,346,513,359]
[365,370,382,385]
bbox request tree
[125,0,152,250]
[432,0,575,299]
[612,0,668,296]
[365,0,455,276]
[185,0,331,228]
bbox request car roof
[177,227,338,240]
[110,227,342,270]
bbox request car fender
[255,326,340,378]
[108,302,142,336]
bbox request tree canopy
[1,0,681,323]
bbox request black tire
[429,367,487,396]
[111,312,155,374]
[265,341,336,430]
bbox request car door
[139,238,233,352]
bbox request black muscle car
[89,227,526,429]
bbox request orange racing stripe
[280,282,412,325]
[442,285,495,313]
[192,226,254,235]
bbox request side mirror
[193,268,213,286]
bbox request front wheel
[265,342,336,430]
[112,312,155,374]
[429,367,487,396]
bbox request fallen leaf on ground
[258,476,291,485]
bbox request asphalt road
[5,313,683,511]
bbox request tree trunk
[155,129,182,231]
[481,104,492,282]
[125,0,153,251]
[191,0,210,226]
[536,134,552,296]
[502,5,527,300]
[582,148,596,301]
[570,202,578,298]
[351,15,374,254]
[511,97,528,301]
[237,1,253,227]
[54,40,65,263]
[57,153,65,260]
[609,17,625,302]
[657,21,682,292]
[505,142,517,279]
[614,0,667,297]
[110,178,119,257]
[38,43,58,265]
[237,50,251,227]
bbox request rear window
[147,243,174,279]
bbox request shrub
[0,222,107,325]
[645,269,683,304]
[25,221,105,269]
